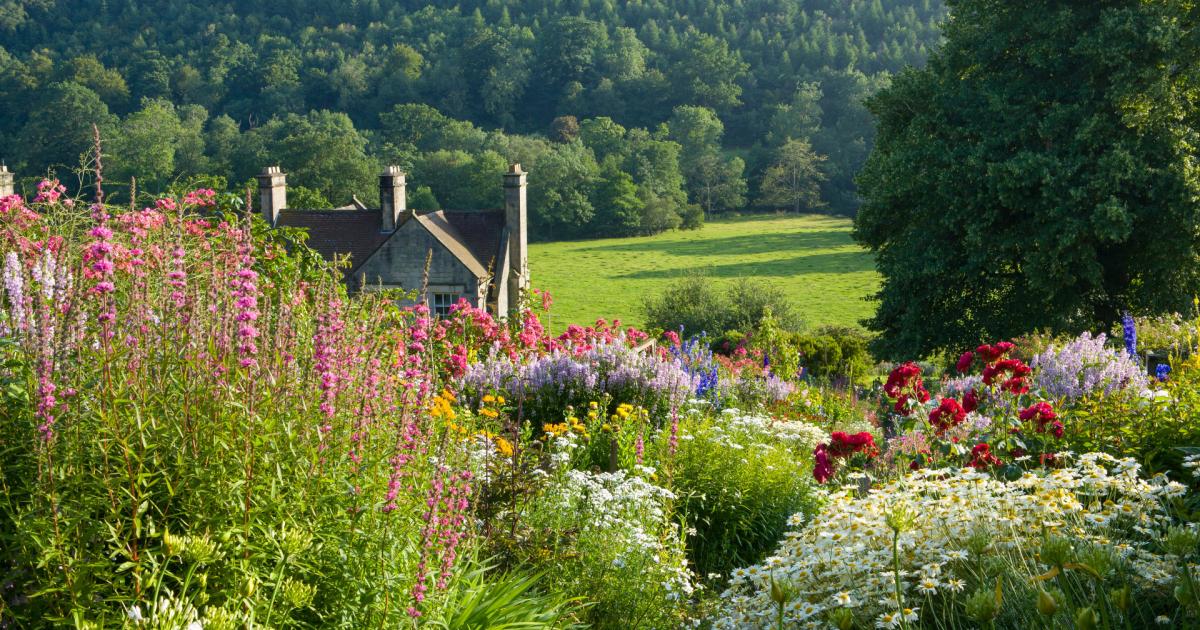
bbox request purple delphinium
[1031,332,1148,401]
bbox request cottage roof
[275,207,505,280]
[275,208,391,278]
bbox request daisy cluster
[712,453,1183,629]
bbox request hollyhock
[813,443,834,483]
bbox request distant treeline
[0,0,946,238]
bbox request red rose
[963,389,979,413]
[928,397,967,435]
[968,442,1002,469]
[956,351,975,373]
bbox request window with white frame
[432,292,457,316]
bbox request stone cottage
[257,163,530,317]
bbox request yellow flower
[480,408,499,419]
[588,401,599,410]
[543,422,569,438]
[494,437,514,457]
[482,394,496,404]
[496,396,506,405]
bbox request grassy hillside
[529,214,879,332]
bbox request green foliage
[1061,360,1200,479]
[656,411,821,578]
[757,138,827,213]
[0,0,948,217]
[424,561,583,629]
[795,326,874,381]
[855,0,1200,359]
[502,468,693,629]
[642,271,801,339]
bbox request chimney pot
[503,164,528,314]
[380,166,407,232]
[0,163,14,198]
[256,166,287,225]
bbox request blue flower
[1122,312,1137,357]
[1156,363,1171,382]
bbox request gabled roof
[275,208,391,278]
[275,207,506,282]
[417,210,505,278]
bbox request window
[432,292,456,316]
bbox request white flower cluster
[1184,453,1200,479]
[706,408,829,454]
[712,453,1182,629]
[546,468,698,600]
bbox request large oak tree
[855,0,1200,359]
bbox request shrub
[642,271,800,337]
[655,408,823,579]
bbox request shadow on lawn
[576,230,852,258]
[616,250,875,279]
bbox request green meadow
[529,213,880,332]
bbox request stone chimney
[0,164,13,198]
[256,166,287,225]
[380,165,407,232]
[503,163,528,311]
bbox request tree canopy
[0,0,948,233]
[854,0,1200,359]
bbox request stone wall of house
[353,218,481,307]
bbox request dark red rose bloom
[884,361,929,415]
[963,389,979,413]
[968,442,1002,469]
[929,397,967,435]
[984,358,1030,387]
[884,361,922,396]
[828,431,878,458]
[976,344,1002,363]
[956,351,975,374]
[1019,402,1059,434]
[976,341,1016,364]
[909,459,921,471]
[1001,376,1029,395]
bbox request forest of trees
[0,0,946,240]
